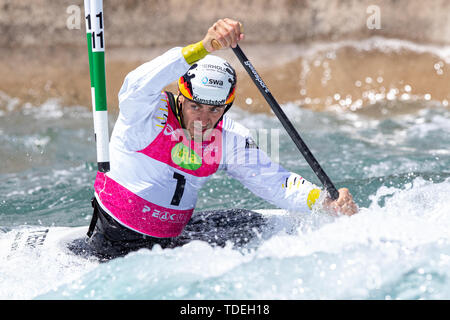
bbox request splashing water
[1,60,450,300]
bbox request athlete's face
[179,95,226,139]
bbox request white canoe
[0,209,290,260]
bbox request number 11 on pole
[84,0,110,172]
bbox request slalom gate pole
[231,45,339,200]
[84,0,110,172]
[84,0,96,136]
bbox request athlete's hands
[323,188,358,216]
[202,18,244,52]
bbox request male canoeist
[85,18,358,259]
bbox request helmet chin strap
[215,102,233,127]
[175,94,186,129]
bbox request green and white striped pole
[84,0,96,135]
[84,0,110,172]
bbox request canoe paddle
[212,38,339,200]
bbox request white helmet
[178,55,236,107]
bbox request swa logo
[201,77,223,86]
[208,79,223,86]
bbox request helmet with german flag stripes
[178,55,236,108]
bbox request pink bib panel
[137,93,223,177]
[94,172,194,238]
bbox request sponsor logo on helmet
[203,64,227,73]
[193,94,226,105]
[200,77,224,88]
[208,78,223,86]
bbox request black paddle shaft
[232,45,340,200]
